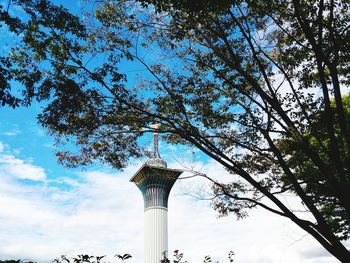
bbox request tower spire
[152,124,161,159]
[146,124,167,167]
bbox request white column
[144,207,168,263]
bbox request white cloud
[2,126,22,137]
[168,161,338,263]
[0,166,144,262]
[3,131,20,136]
[0,154,46,181]
[174,210,327,263]
[0,146,340,263]
[0,142,4,152]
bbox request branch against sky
[1,0,350,261]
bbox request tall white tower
[130,128,182,263]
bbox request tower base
[144,207,168,263]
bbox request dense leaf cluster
[279,94,350,240]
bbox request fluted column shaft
[144,207,168,263]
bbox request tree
[277,94,350,240]
[0,5,24,107]
[1,0,350,261]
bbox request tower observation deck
[130,126,183,263]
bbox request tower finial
[151,123,161,159]
[146,123,167,167]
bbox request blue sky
[0,1,345,262]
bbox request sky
[0,0,348,262]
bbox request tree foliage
[51,251,234,263]
[278,94,350,240]
[1,0,350,261]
